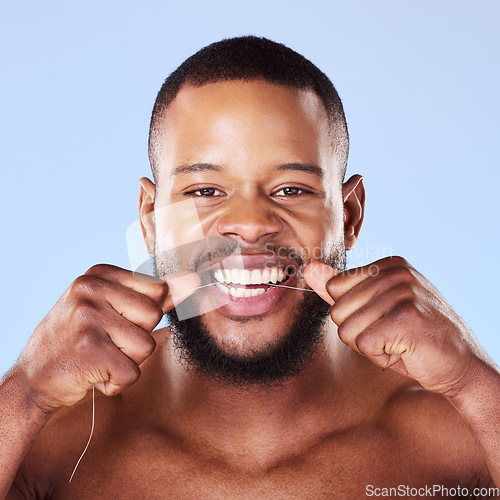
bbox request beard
[167,291,331,389]
[155,242,345,390]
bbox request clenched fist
[13,264,199,413]
[304,256,488,398]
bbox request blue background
[1,0,498,374]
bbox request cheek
[297,209,344,263]
[154,197,206,249]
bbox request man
[1,36,499,498]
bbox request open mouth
[212,266,292,298]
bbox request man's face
[152,80,346,385]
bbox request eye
[188,187,225,197]
[272,186,310,197]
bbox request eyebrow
[171,163,225,177]
[170,162,324,178]
[275,163,324,178]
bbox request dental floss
[169,281,315,296]
[168,282,219,296]
[69,385,95,483]
[66,280,314,483]
[266,283,317,292]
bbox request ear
[342,174,365,250]
[138,177,156,253]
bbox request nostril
[216,208,284,244]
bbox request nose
[216,195,284,244]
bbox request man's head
[139,36,365,388]
[148,36,349,187]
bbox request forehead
[156,80,333,178]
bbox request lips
[204,254,300,317]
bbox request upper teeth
[214,267,285,285]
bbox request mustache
[193,243,241,270]
[155,237,238,274]
[154,238,311,278]
[195,242,306,271]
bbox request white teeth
[213,266,288,286]
[242,269,252,284]
[251,269,262,284]
[215,283,229,294]
[270,268,278,284]
[231,269,240,283]
[262,268,270,283]
[217,285,266,297]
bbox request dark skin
[1,81,498,499]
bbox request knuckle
[384,265,415,285]
[367,263,381,276]
[85,263,115,277]
[136,299,163,330]
[74,328,105,353]
[336,322,350,342]
[144,336,156,357]
[393,283,418,302]
[121,362,141,387]
[136,333,156,358]
[329,305,341,325]
[149,304,164,325]
[391,300,416,322]
[330,304,342,328]
[152,283,170,303]
[388,255,410,267]
[355,331,371,353]
[70,299,98,326]
[70,275,102,298]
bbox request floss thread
[69,385,95,483]
[67,281,312,482]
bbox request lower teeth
[215,283,267,297]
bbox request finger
[85,264,170,307]
[326,263,382,301]
[94,364,141,396]
[335,287,417,353]
[162,270,202,313]
[100,310,157,365]
[303,262,340,305]
[332,274,419,326]
[89,344,142,396]
[347,301,419,370]
[354,318,408,370]
[86,278,165,332]
[328,256,417,300]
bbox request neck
[138,323,376,470]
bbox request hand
[304,256,487,397]
[13,264,199,412]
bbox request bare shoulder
[381,384,490,481]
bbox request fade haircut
[148,36,349,184]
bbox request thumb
[161,271,202,314]
[303,262,340,306]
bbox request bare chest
[50,430,471,499]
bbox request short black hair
[148,36,349,183]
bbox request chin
[167,289,331,388]
[208,317,298,361]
